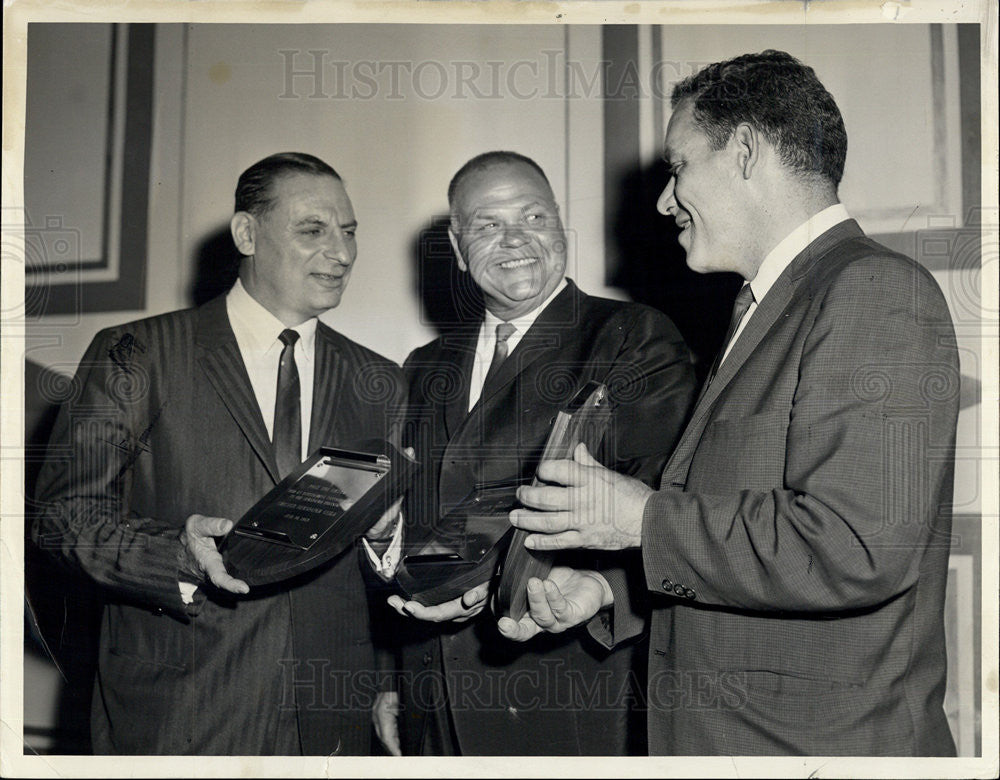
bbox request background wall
[25,23,610,372]
[21,21,986,756]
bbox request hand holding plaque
[221,439,418,587]
[392,382,611,615]
[493,381,611,620]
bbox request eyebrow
[293,216,358,229]
[467,201,553,220]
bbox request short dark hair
[447,151,552,209]
[234,152,341,217]
[671,50,847,187]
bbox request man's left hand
[497,566,613,642]
[511,443,652,551]
[386,581,490,623]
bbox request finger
[509,508,573,533]
[573,442,601,467]
[496,615,541,642]
[523,530,585,551]
[387,595,407,615]
[401,598,468,622]
[187,515,234,539]
[533,457,595,488]
[525,578,557,628]
[541,578,570,621]
[203,554,249,594]
[460,583,489,609]
[515,484,572,512]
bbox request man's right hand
[372,691,402,756]
[182,514,249,594]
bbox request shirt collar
[749,203,851,304]
[226,278,318,360]
[483,278,568,336]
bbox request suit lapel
[438,328,478,439]
[662,220,865,486]
[196,297,281,484]
[309,323,344,451]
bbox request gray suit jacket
[599,221,959,756]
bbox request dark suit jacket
[396,280,696,755]
[598,221,960,756]
[32,296,406,755]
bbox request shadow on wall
[24,360,102,754]
[190,224,240,307]
[410,216,484,338]
[608,159,743,387]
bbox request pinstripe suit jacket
[599,220,960,755]
[33,295,405,755]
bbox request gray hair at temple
[672,50,848,188]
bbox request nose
[656,177,676,216]
[323,231,354,264]
[501,224,529,247]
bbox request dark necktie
[707,283,755,384]
[481,321,517,393]
[273,328,301,478]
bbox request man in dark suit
[32,152,406,755]
[374,151,696,755]
[505,51,960,756]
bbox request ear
[732,122,760,180]
[230,212,256,256]
[448,224,468,273]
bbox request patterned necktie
[481,321,517,393]
[273,328,301,478]
[707,283,755,384]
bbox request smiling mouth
[498,257,539,270]
[311,272,344,285]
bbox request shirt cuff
[361,513,404,580]
[179,581,198,604]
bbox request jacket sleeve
[640,256,959,613]
[596,306,697,486]
[31,326,197,616]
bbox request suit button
[662,578,673,592]
[684,588,696,600]
[673,584,686,597]
[422,652,432,666]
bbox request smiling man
[502,51,960,756]
[376,151,696,756]
[32,152,405,754]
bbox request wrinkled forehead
[452,163,557,219]
[270,172,355,219]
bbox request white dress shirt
[227,278,316,459]
[181,280,397,601]
[467,279,568,411]
[721,203,851,365]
